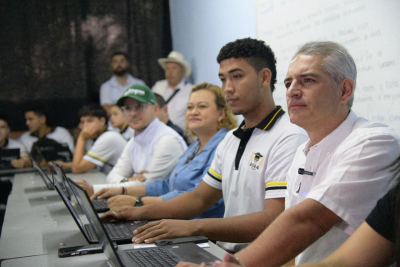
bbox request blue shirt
[145,128,229,219]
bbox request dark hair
[24,103,52,127]
[217,38,277,92]
[78,104,108,124]
[0,114,10,127]
[154,93,166,108]
[111,51,130,62]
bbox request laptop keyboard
[92,199,109,210]
[104,223,133,239]
[126,248,178,267]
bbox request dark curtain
[0,0,171,131]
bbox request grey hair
[293,41,357,108]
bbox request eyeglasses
[121,103,148,113]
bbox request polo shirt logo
[249,152,264,170]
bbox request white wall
[169,0,256,86]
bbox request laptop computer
[30,154,55,190]
[51,162,109,213]
[64,177,147,244]
[50,172,99,244]
[0,148,20,170]
[68,178,221,266]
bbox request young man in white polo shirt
[19,104,75,155]
[68,104,127,175]
[76,84,187,196]
[100,38,307,253]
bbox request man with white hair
[152,51,193,129]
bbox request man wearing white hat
[152,51,193,129]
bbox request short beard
[113,68,128,77]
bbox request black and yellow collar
[233,106,285,139]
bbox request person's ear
[218,108,226,124]
[39,115,47,125]
[260,68,272,89]
[339,78,354,104]
[100,117,106,126]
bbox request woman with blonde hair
[91,82,237,219]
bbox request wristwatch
[134,197,144,207]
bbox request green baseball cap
[116,84,157,106]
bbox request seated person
[19,103,75,156]
[0,114,30,168]
[108,104,134,141]
[153,92,189,145]
[152,51,193,129]
[56,104,127,174]
[91,83,237,220]
[76,84,187,196]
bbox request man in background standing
[100,51,146,114]
[152,51,193,129]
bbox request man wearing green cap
[77,84,187,196]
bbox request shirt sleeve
[105,139,134,183]
[365,187,396,243]
[56,127,75,153]
[264,130,308,199]
[203,137,227,190]
[83,133,117,167]
[307,131,400,232]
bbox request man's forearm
[138,190,210,220]
[126,186,146,197]
[235,200,339,267]
[190,210,281,243]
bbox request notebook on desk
[51,162,110,213]
[0,148,19,170]
[62,177,147,244]
[67,178,221,267]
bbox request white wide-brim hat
[158,51,192,78]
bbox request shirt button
[326,152,331,155]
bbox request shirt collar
[111,74,134,86]
[233,106,285,139]
[30,126,56,138]
[167,79,185,91]
[134,117,160,145]
[202,128,229,152]
[303,110,358,156]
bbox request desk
[0,167,36,177]
[0,172,107,260]
[0,171,227,265]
